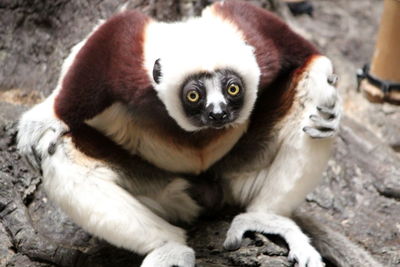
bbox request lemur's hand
[302,57,342,139]
[303,99,341,139]
[17,100,69,173]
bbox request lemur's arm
[223,56,341,267]
[34,122,196,267]
[18,10,152,171]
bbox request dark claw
[48,130,69,155]
[31,146,42,167]
[327,74,338,85]
[318,127,335,132]
[48,142,56,155]
[23,155,37,171]
[24,153,42,175]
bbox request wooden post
[361,0,400,104]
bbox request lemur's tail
[294,214,383,267]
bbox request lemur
[18,1,342,266]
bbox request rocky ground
[0,0,399,266]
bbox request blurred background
[0,1,399,267]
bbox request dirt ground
[0,0,399,266]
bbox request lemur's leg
[224,137,332,267]
[133,177,203,224]
[30,125,195,267]
[224,56,340,267]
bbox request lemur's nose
[208,110,228,121]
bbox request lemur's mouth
[201,112,235,129]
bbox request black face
[181,69,245,129]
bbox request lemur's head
[150,44,260,132]
[154,61,251,130]
[145,16,260,132]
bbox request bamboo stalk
[362,0,400,104]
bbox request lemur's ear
[153,58,162,84]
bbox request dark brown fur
[55,10,152,128]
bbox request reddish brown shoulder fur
[211,0,319,87]
[55,10,152,128]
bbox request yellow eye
[187,90,200,102]
[227,84,240,96]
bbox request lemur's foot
[18,111,68,172]
[141,242,195,267]
[224,212,324,267]
[288,240,325,267]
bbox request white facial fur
[204,77,226,114]
[143,7,260,132]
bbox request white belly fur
[87,103,248,174]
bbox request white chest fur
[87,103,248,174]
